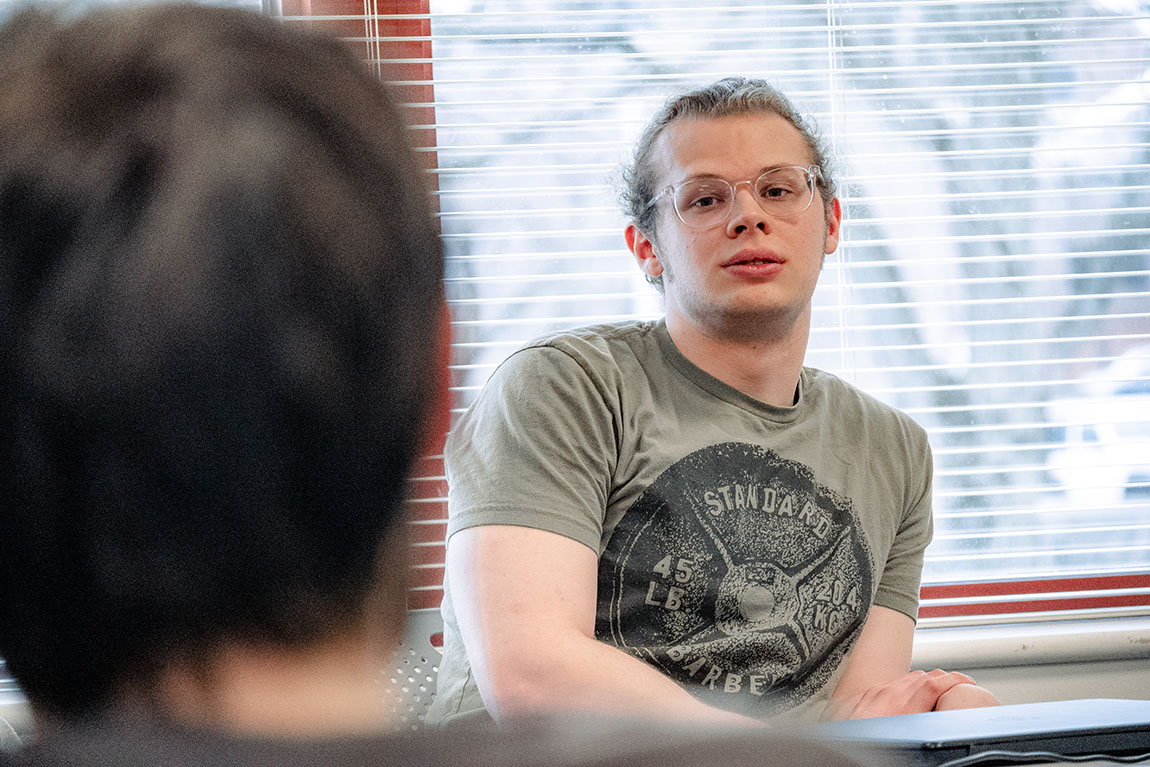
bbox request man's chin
[679,302,811,344]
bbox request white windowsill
[912,614,1150,670]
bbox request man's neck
[665,310,810,408]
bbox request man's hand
[934,682,1001,711]
[825,669,979,720]
[827,608,1000,719]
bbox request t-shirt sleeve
[872,436,934,622]
[445,344,618,552]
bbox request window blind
[279,0,1150,624]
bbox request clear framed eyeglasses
[644,165,822,230]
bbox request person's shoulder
[803,367,928,440]
[502,319,662,373]
[803,366,893,413]
[522,319,661,355]
[424,714,872,767]
[6,713,872,767]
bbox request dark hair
[619,77,838,291]
[0,3,442,718]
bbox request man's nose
[726,181,770,235]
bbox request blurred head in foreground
[0,2,445,733]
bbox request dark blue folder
[813,698,1150,766]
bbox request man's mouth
[723,250,783,267]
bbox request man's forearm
[449,525,761,728]
[477,632,761,728]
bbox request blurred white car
[1046,345,1150,508]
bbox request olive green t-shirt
[429,320,933,727]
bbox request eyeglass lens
[672,167,815,229]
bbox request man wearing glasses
[431,77,996,729]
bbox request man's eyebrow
[674,164,807,184]
[676,172,727,183]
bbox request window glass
[425,0,1150,614]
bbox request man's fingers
[934,683,1001,711]
[922,669,974,684]
[843,670,980,719]
[834,668,993,720]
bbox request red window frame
[920,574,1150,621]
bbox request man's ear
[626,223,664,279]
[824,197,843,255]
